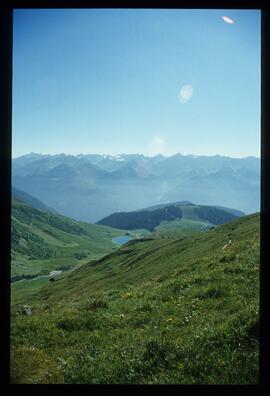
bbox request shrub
[56,316,81,331]
[142,340,176,370]
[219,254,236,263]
[195,287,225,299]
[135,303,154,313]
[84,299,108,310]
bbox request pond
[112,235,133,246]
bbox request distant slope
[138,201,196,211]
[97,205,184,231]
[11,213,259,384]
[97,203,243,231]
[11,198,122,282]
[211,205,245,217]
[192,205,242,225]
[142,201,245,217]
[12,186,58,214]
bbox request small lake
[112,235,133,245]
[49,270,62,277]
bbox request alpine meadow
[11,9,261,384]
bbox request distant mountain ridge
[12,187,58,214]
[12,152,260,222]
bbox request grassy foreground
[11,213,259,384]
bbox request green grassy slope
[11,213,259,384]
[11,198,123,282]
[153,205,215,237]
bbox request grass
[154,218,213,237]
[11,278,54,306]
[11,213,259,384]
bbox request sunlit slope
[11,213,259,384]
[41,213,258,303]
[11,198,123,281]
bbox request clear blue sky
[12,8,261,158]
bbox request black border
[0,0,269,390]
[0,1,12,389]
[260,6,270,390]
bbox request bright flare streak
[222,16,235,24]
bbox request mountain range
[12,152,260,222]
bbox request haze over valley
[12,152,260,223]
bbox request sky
[12,8,261,158]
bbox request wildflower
[58,357,67,366]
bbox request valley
[11,195,243,292]
[11,197,124,284]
